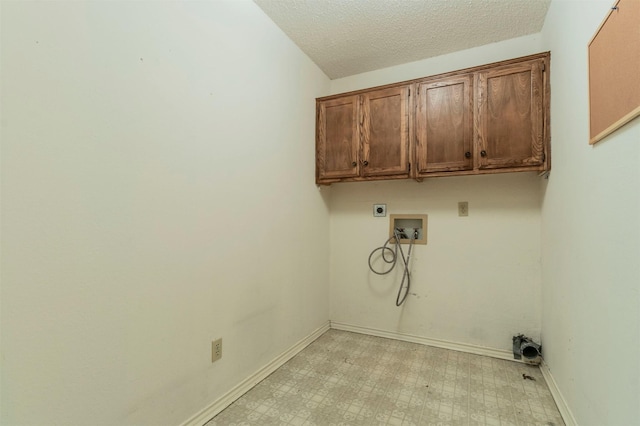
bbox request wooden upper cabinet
[316,95,359,181]
[316,86,409,183]
[415,75,473,175]
[315,52,550,184]
[361,86,410,177]
[476,59,545,169]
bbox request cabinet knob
[352,161,357,167]
[363,160,369,166]
[465,152,471,159]
[480,150,487,157]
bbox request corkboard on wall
[588,0,640,145]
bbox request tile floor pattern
[206,330,564,426]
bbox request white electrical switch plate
[458,202,469,217]
[373,204,387,217]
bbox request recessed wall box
[389,214,428,245]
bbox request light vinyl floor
[206,329,563,426]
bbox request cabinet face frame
[475,59,545,170]
[316,96,360,182]
[415,75,473,175]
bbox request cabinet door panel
[416,76,473,174]
[476,60,544,169]
[316,96,359,181]
[361,86,409,177]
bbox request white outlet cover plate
[373,204,387,217]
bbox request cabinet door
[316,96,360,182]
[361,86,410,177]
[416,75,473,174]
[476,60,544,169]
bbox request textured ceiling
[253,0,551,79]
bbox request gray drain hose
[368,229,415,306]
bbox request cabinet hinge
[542,152,546,162]
[408,163,411,172]
[542,63,546,72]
[408,88,411,96]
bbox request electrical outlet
[212,338,222,363]
[373,204,387,217]
[458,202,469,217]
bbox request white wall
[328,35,546,352]
[0,1,330,425]
[330,33,544,94]
[330,175,542,350]
[540,1,640,424]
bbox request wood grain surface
[476,60,544,169]
[589,0,640,144]
[361,86,409,177]
[316,52,550,184]
[416,75,473,174]
[316,96,359,181]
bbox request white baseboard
[180,321,330,426]
[330,321,516,361]
[540,359,577,426]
